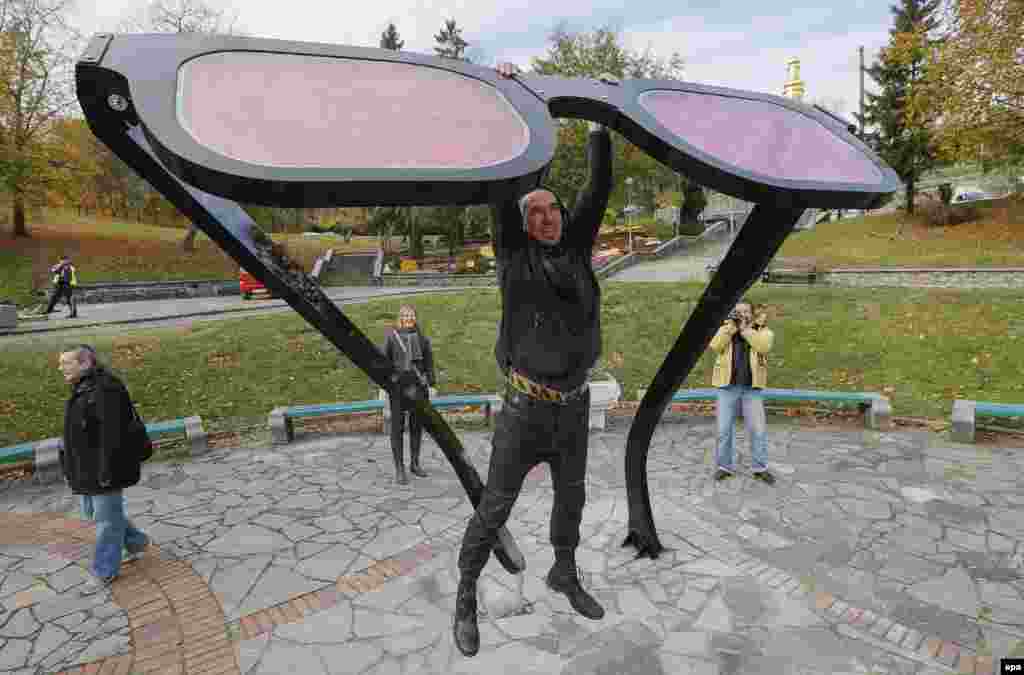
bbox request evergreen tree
[857,0,940,214]
[434,19,469,61]
[379,22,403,50]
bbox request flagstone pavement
[1,417,1022,674]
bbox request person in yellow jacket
[709,301,774,484]
[45,255,78,318]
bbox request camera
[727,311,741,322]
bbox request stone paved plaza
[1,416,1022,674]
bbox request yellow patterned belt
[507,370,588,404]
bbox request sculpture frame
[78,33,899,211]
[76,32,902,568]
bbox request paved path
[609,233,732,283]
[1,286,480,337]
[1,418,1020,673]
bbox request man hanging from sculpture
[452,63,615,658]
[382,304,436,485]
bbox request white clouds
[71,0,893,118]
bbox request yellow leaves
[111,336,161,369]
[913,0,1024,162]
[206,351,240,369]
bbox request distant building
[783,58,806,101]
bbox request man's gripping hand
[496,63,521,79]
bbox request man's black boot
[453,579,480,656]
[546,560,605,620]
[394,464,409,485]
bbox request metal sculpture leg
[622,203,805,559]
[95,123,525,574]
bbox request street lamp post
[625,177,634,253]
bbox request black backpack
[127,397,154,463]
[86,380,153,463]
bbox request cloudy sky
[72,0,895,120]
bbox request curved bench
[636,387,892,430]
[0,416,208,483]
[952,399,1024,443]
[270,394,505,445]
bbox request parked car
[239,269,271,299]
[954,191,990,203]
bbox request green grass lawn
[778,199,1024,268]
[0,209,383,307]
[2,283,1023,447]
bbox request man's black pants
[458,385,590,581]
[389,381,427,460]
[45,283,75,315]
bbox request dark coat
[490,128,612,391]
[383,329,436,387]
[61,367,141,495]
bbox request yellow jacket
[52,263,78,287]
[710,322,773,388]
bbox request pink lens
[639,90,882,184]
[177,52,530,170]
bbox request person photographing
[709,301,775,484]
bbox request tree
[679,181,707,226]
[434,19,468,61]
[0,0,81,237]
[118,0,244,248]
[118,0,241,35]
[379,22,403,50]
[858,0,941,214]
[531,24,688,219]
[900,0,1023,166]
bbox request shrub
[677,220,706,236]
[919,201,980,227]
[653,222,676,240]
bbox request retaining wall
[821,268,1024,290]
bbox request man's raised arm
[489,199,528,258]
[566,122,613,253]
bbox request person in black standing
[383,304,436,485]
[45,255,78,318]
[452,63,614,657]
[58,345,148,590]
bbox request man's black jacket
[491,128,613,392]
[62,367,141,495]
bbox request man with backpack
[58,344,149,590]
[45,255,78,318]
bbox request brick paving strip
[231,520,466,642]
[687,531,996,675]
[1,511,470,673]
[732,551,995,675]
[0,512,238,675]
[3,495,1001,674]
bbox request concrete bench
[379,390,503,429]
[951,399,1024,443]
[381,379,621,432]
[0,416,208,483]
[270,394,504,445]
[381,391,503,417]
[636,387,892,430]
[270,399,386,445]
[762,258,819,284]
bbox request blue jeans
[715,385,769,473]
[80,492,148,579]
